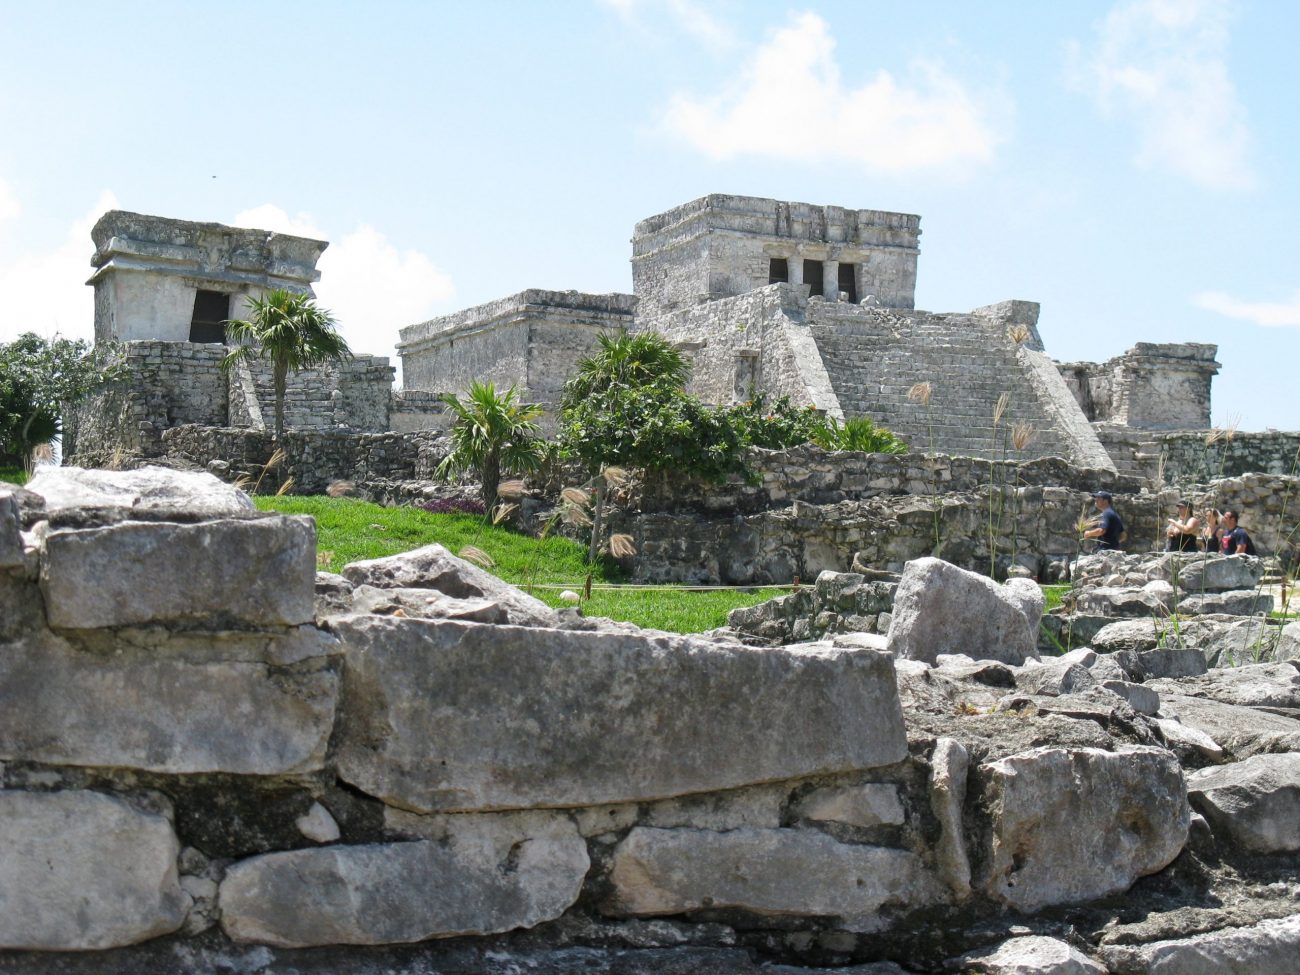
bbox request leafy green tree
[0,333,116,464]
[560,331,689,410]
[220,289,351,440]
[436,380,545,507]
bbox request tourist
[1165,500,1201,552]
[1202,508,1224,551]
[1220,510,1257,555]
[1083,490,1125,551]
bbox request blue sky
[1,0,1296,428]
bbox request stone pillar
[855,261,871,305]
[823,261,840,302]
[786,253,803,286]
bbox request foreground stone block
[41,516,316,629]
[0,789,186,949]
[887,558,1042,665]
[219,818,589,947]
[333,616,907,812]
[1187,753,1300,853]
[0,487,23,567]
[24,464,254,518]
[981,746,1189,912]
[1178,590,1274,617]
[341,543,560,627]
[954,935,1106,974]
[0,629,337,774]
[1100,913,1300,974]
[606,827,936,926]
[1157,694,1300,759]
[1176,554,1264,594]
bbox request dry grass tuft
[458,544,495,568]
[561,486,591,508]
[992,392,1010,428]
[1007,324,1032,345]
[326,479,356,498]
[1011,422,1036,451]
[609,533,637,558]
[492,502,518,525]
[907,381,933,407]
[496,478,526,499]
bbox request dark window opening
[189,290,230,343]
[768,258,789,285]
[803,260,824,297]
[838,263,858,303]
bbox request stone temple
[68,195,1226,477]
[398,194,1220,472]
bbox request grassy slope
[0,466,26,485]
[255,496,783,633]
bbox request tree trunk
[482,451,500,510]
[273,363,288,442]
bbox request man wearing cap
[1083,490,1125,551]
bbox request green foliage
[221,289,351,440]
[435,380,545,505]
[561,331,690,410]
[0,333,117,462]
[727,396,832,450]
[0,464,27,485]
[817,415,909,454]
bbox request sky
[1,0,1297,428]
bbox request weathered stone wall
[1058,343,1220,430]
[388,389,452,433]
[397,290,635,412]
[631,194,921,319]
[159,425,447,495]
[228,354,394,434]
[4,468,1296,973]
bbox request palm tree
[221,289,352,440]
[560,331,689,409]
[435,380,545,507]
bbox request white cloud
[0,190,117,345]
[1067,0,1253,190]
[658,12,1004,170]
[232,205,455,363]
[1194,290,1300,328]
[600,0,737,52]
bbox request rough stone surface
[930,737,972,898]
[41,516,316,629]
[1177,555,1265,594]
[1076,585,1170,618]
[0,789,186,950]
[219,817,589,948]
[606,827,937,926]
[1100,913,1300,974]
[887,558,1042,665]
[0,628,337,774]
[1157,694,1300,758]
[1149,662,1300,710]
[1187,753,1300,853]
[1178,590,1274,617]
[296,802,342,844]
[347,584,508,624]
[1102,680,1161,715]
[341,543,560,627]
[980,746,1190,912]
[0,487,23,567]
[793,783,904,828]
[23,464,255,519]
[333,616,907,812]
[955,936,1107,974]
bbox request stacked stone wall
[1058,343,1219,430]
[232,354,394,434]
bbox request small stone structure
[1059,343,1220,430]
[3,467,1298,973]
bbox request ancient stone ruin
[2,467,1298,973]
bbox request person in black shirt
[1220,510,1257,555]
[1165,500,1201,552]
[1083,490,1125,551]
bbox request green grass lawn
[255,495,785,633]
[0,465,26,485]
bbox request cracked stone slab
[333,615,907,812]
[1187,753,1300,853]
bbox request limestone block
[347,584,508,624]
[1075,585,1169,618]
[930,737,972,899]
[0,570,43,643]
[794,783,904,827]
[1101,679,1160,715]
[1157,695,1300,759]
[0,487,23,567]
[0,789,186,950]
[341,543,559,628]
[606,827,937,925]
[1155,717,1226,764]
[886,558,1042,665]
[1100,913,1300,974]
[296,802,342,844]
[0,628,337,774]
[954,935,1107,974]
[1132,647,1208,679]
[24,464,254,518]
[1149,662,1300,710]
[219,817,589,947]
[1187,753,1300,853]
[332,616,907,812]
[980,746,1190,912]
[1178,590,1273,616]
[1177,555,1264,594]
[41,516,316,629]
